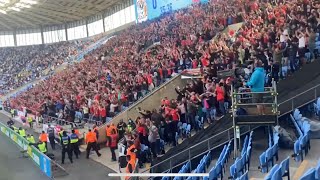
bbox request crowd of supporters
[5,0,320,160]
[0,38,98,94]
[102,0,320,167]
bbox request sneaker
[98,153,102,157]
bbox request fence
[141,125,254,174]
[140,83,320,175]
[0,121,68,178]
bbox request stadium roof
[0,0,122,31]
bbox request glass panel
[88,19,103,36]
[0,33,14,47]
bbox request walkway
[0,112,119,180]
[0,131,49,180]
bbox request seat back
[315,160,320,179]
[238,171,249,180]
[280,157,290,177]
[260,152,268,173]
[294,140,301,162]
[271,166,282,180]
[264,164,279,180]
[299,168,316,180]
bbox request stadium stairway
[149,60,320,174]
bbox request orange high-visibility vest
[39,133,48,142]
[86,132,97,143]
[125,159,136,180]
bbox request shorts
[252,93,264,103]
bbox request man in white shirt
[297,31,306,65]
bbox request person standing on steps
[61,131,73,164]
[47,124,56,150]
[70,129,80,159]
[27,116,33,129]
[85,129,101,159]
[109,129,118,161]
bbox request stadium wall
[97,74,188,143]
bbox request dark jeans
[86,142,101,158]
[62,147,73,164]
[150,142,157,158]
[272,64,280,82]
[110,147,117,161]
[218,100,225,115]
[187,113,196,130]
[289,56,297,73]
[71,143,80,158]
[49,136,55,150]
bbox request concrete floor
[0,111,119,180]
[0,131,49,180]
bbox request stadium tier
[0,0,320,179]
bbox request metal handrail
[279,84,320,105]
[142,125,256,174]
[141,127,234,173]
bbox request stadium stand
[1,0,320,179]
[0,38,98,94]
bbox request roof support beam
[5,13,35,27]
[0,19,13,30]
[19,11,63,24]
[36,7,83,20]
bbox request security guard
[47,125,56,150]
[125,154,136,180]
[61,131,73,164]
[27,116,33,129]
[39,131,48,150]
[10,109,15,118]
[26,134,35,143]
[13,126,19,133]
[85,129,101,159]
[38,140,47,154]
[70,129,80,159]
[18,127,26,138]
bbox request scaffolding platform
[235,107,277,125]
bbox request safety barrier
[0,121,68,178]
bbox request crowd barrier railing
[0,121,68,178]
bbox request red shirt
[216,86,225,101]
[99,107,106,117]
[137,126,146,136]
[171,109,179,121]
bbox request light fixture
[8,7,20,11]
[20,0,37,4]
[0,9,7,14]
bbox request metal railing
[141,83,320,174]
[278,84,320,116]
[141,125,255,174]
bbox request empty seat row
[200,141,233,180]
[264,157,290,180]
[291,109,311,162]
[229,132,254,179]
[299,159,320,180]
[259,129,280,173]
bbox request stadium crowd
[108,0,320,166]
[0,38,98,94]
[6,0,320,165]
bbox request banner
[134,0,208,23]
[0,122,52,178]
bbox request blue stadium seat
[280,157,290,179]
[265,164,279,180]
[315,160,320,179]
[205,151,211,169]
[266,147,274,168]
[242,135,249,155]
[299,168,316,180]
[245,145,252,171]
[271,165,282,180]
[237,171,249,180]
[293,140,302,162]
[271,144,279,163]
[259,152,268,173]
[230,162,237,179]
